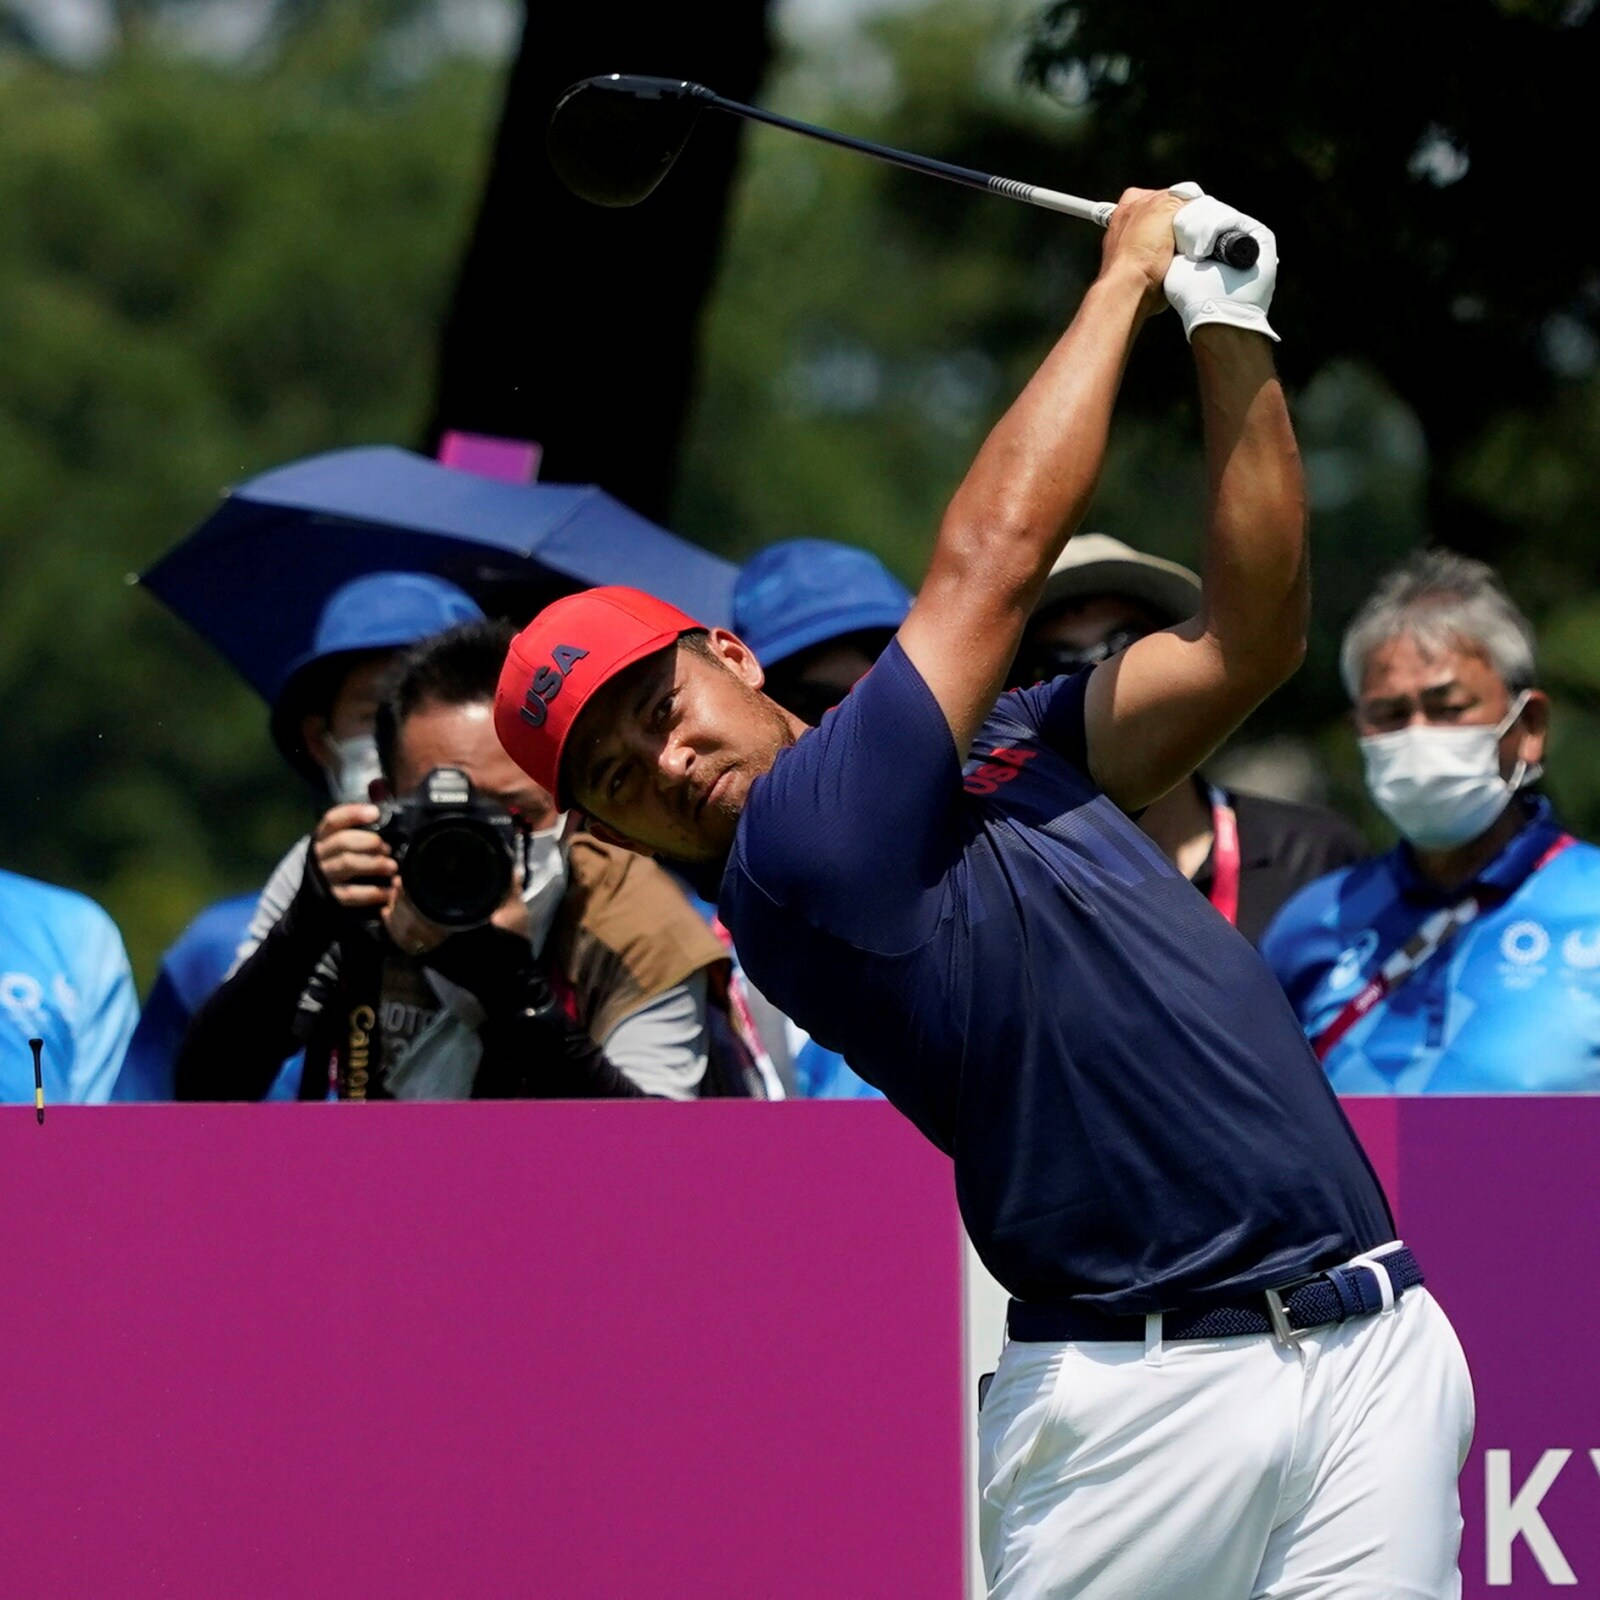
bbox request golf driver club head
[547,74,712,207]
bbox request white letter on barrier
[1485,1449,1576,1586]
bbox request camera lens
[401,819,512,928]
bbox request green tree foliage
[1014,0,1600,831]
[1020,0,1600,516]
[0,11,504,979]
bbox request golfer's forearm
[1193,328,1307,686]
[934,264,1148,602]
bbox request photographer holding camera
[176,620,735,1100]
[119,569,487,1099]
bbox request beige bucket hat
[1033,533,1202,627]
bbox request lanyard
[1310,831,1575,1062]
[1206,784,1241,927]
[710,916,786,1100]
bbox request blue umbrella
[141,445,737,705]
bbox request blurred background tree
[1013,0,1600,832]
[427,0,773,521]
[0,0,1596,988]
[0,0,513,976]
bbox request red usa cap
[494,586,703,801]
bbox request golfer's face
[569,635,795,861]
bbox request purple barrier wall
[0,1103,964,1600]
[1343,1099,1600,1596]
[2,1099,1592,1596]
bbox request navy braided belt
[1007,1245,1424,1344]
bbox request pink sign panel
[0,1103,964,1599]
[437,429,541,483]
[3,1096,1594,1596]
[1343,1098,1600,1597]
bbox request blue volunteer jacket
[0,869,138,1103]
[1262,797,1600,1092]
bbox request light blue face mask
[1359,691,1538,850]
[324,732,384,806]
[520,820,569,954]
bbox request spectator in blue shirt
[116,572,483,1099]
[1,869,138,1103]
[1263,548,1600,1091]
[727,538,911,1098]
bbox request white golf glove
[1162,181,1279,343]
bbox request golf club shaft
[699,88,1256,268]
[703,91,1110,226]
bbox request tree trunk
[426,1,773,523]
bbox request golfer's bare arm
[1081,329,1306,807]
[897,189,1307,812]
[897,193,1169,764]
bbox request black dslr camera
[376,767,517,930]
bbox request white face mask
[521,819,570,954]
[1360,690,1539,851]
[324,732,383,805]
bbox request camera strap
[1205,783,1241,927]
[336,928,387,1100]
[708,915,785,1099]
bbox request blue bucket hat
[733,539,911,670]
[270,571,484,780]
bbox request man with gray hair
[1263,548,1600,1091]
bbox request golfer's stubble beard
[700,685,799,847]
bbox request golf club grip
[1214,229,1259,270]
[1081,205,1259,271]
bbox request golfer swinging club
[495,186,1472,1597]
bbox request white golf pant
[978,1287,1473,1599]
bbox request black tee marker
[29,1037,44,1124]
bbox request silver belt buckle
[1264,1287,1303,1348]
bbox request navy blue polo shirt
[719,642,1393,1313]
